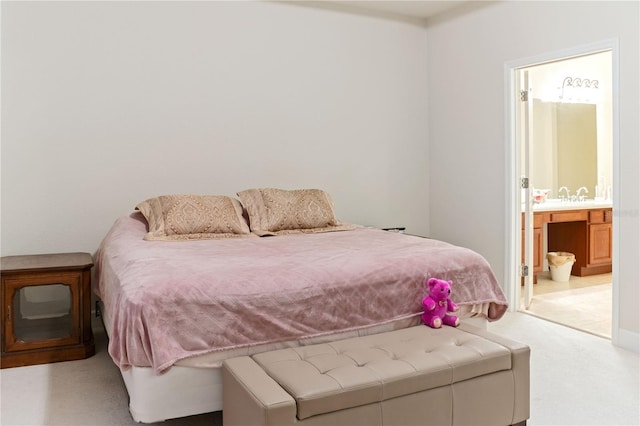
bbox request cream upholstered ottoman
[222,324,530,426]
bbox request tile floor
[520,271,612,338]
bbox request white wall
[1,1,429,256]
[426,1,639,348]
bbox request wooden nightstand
[1,252,95,368]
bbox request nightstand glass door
[14,284,73,343]
[4,273,81,352]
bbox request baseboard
[615,327,639,353]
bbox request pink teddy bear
[421,278,460,328]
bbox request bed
[94,190,509,423]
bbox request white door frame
[503,38,620,343]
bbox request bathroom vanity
[522,201,613,281]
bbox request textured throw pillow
[135,195,252,241]
[237,188,357,236]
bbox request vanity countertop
[530,200,613,212]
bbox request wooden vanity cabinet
[544,207,612,277]
[588,209,613,268]
[521,213,543,283]
[523,207,612,281]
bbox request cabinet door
[533,227,543,273]
[2,272,81,353]
[589,223,612,265]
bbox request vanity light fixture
[559,76,599,101]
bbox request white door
[518,70,534,309]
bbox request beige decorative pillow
[135,195,252,241]
[237,188,357,236]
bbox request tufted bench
[222,324,529,426]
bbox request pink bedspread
[95,213,508,374]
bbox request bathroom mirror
[531,100,598,199]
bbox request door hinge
[520,90,528,102]
[521,264,529,277]
[521,177,529,189]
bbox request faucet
[576,186,589,202]
[558,186,570,201]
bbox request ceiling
[334,1,470,20]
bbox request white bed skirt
[99,302,488,423]
[122,362,223,423]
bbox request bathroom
[519,50,613,338]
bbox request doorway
[508,45,617,339]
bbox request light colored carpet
[525,283,612,338]
[0,317,220,426]
[1,312,638,425]
[487,312,639,426]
